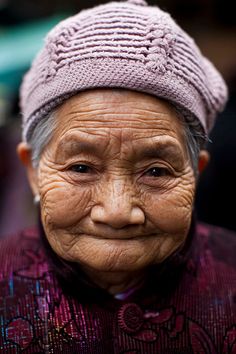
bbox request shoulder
[196,221,236,241]
[0,227,48,279]
[190,222,236,301]
[196,221,236,267]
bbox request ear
[17,142,39,196]
[198,150,210,174]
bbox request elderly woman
[0,0,235,352]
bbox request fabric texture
[0,222,235,353]
[20,0,228,142]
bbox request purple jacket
[0,222,235,353]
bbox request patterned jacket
[0,222,235,353]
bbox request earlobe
[17,142,39,196]
[17,142,31,166]
[198,150,210,174]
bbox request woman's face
[25,90,197,272]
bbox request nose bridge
[104,175,132,214]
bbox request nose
[90,179,145,228]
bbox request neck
[82,266,146,295]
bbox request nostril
[130,207,145,225]
[90,205,145,228]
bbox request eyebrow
[134,143,185,168]
[54,138,102,161]
[55,134,185,167]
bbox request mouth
[81,233,158,241]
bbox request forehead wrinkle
[53,121,186,150]
[55,113,135,133]
[52,99,187,161]
[54,130,110,160]
[123,134,185,164]
[60,89,176,115]
[58,110,173,127]
[57,100,177,130]
[55,117,181,140]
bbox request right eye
[69,164,91,173]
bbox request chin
[76,249,156,273]
[77,237,179,272]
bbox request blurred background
[0,0,236,237]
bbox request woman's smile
[31,90,195,275]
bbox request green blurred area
[0,14,66,125]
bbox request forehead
[52,89,186,149]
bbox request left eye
[70,164,91,173]
[145,167,170,177]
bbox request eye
[145,167,170,177]
[70,164,91,173]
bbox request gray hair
[29,110,57,169]
[171,106,208,174]
[28,107,207,175]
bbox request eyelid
[65,163,100,184]
[62,158,101,170]
[137,161,174,174]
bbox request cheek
[40,179,92,229]
[146,180,195,235]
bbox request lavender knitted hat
[20,0,228,142]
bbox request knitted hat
[20,0,228,142]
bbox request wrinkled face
[34,90,196,272]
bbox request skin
[18,89,209,294]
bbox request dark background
[0,0,236,236]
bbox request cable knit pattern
[20,0,228,141]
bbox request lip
[80,233,158,241]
